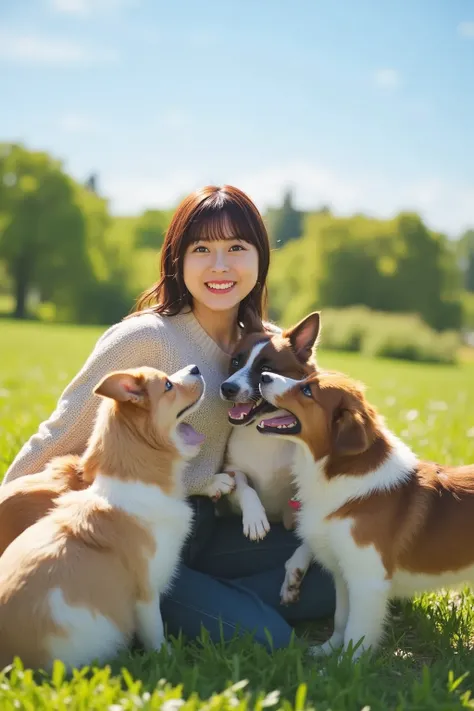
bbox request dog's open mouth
[176,422,206,446]
[228,399,276,426]
[256,410,301,435]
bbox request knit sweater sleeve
[3,316,171,485]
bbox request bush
[71,279,135,325]
[317,306,372,352]
[320,307,460,364]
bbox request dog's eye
[259,364,273,373]
[301,384,312,398]
[165,379,173,392]
[231,357,240,369]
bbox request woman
[4,185,334,650]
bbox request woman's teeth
[206,282,235,290]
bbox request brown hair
[133,185,270,330]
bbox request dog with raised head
[258,368,474,659]
[0,364,205,671]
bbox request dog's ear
[283,312,321,363]
[332,408,370,456]
[94,371,147,405]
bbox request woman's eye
[165,380,173,391]
[229,244,245,252]
[301,384,312,398]
[193,245,209,253]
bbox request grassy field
[2,320,474,709]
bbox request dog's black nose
[221,381,240,398]
[261,373,273,384]
[189,365,200,375]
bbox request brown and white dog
[219,312,321,542]
[0,456,88,557]
[0,364,205,671]
[258,368,474,660]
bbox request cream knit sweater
[3,310,235,495]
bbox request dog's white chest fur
[225,421,295,517]
[92,474,192,590]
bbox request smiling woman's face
[183,229,259,314]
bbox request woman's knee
[161,565,293,652]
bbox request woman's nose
[211,250,230,272]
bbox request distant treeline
[1,143,474,335]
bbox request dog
[0,364,205,671]
[258,368,474,659]
[0,456,88,557]
[219,312,321,541]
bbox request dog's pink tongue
[177,423,206,446]
[229,403,253,419]
[261,415,297,428]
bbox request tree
[268,209,463,331]
[84,172,99,194]
[0,143,93,319]
[456,229,474,292]
[134,209,171,250]
[267,189,303,247]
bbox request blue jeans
[161,497,335,650]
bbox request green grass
[2,319,474,709]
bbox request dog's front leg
[341,578,390,660]
[280,542,313,604]
[135,598,167,652]
[309,568,348,656]
[232,470,270,541]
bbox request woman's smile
[205,280,237,294]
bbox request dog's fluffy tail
[0,455,88,556]
[44,455,86,492]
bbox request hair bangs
[184,201,256,248]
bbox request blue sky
[1,0,473,235]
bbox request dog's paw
[280,545,312,605]
[243,502,270,541]
[307,633,344,658]
[280,564,305,604]
[307,642,336,658]
[204,472,235,501]
[239,487,270,540]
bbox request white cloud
[373,68,401,90]
[458,21,474,38]
[49,0,138,17]
[0,31,118,65]
[103,161,474,236]
[105,170,201,213]
[237,163,359,212]
[57,113,100,134]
